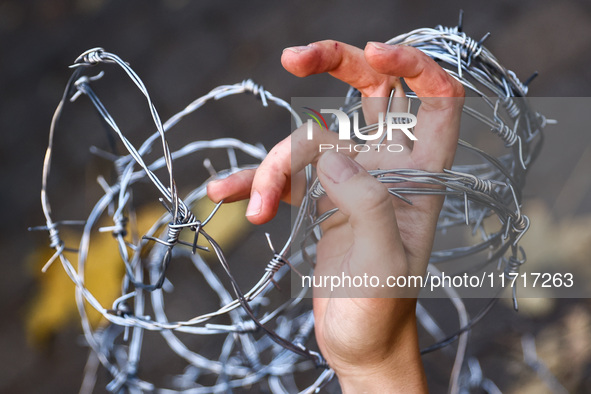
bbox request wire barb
[36,15,551,393]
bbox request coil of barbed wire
[35,13,551,393]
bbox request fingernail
[319,152,360,184]
[368,41,391,51]
[283,45,311,54]
[245,190,262,216]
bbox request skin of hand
[207,40,464,393]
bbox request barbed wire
[33,13,556,393]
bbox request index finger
[281,40,396,98]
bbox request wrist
[334,315,427,393]
[338,365,427,394]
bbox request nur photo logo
[302,107,417,153]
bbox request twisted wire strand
[39,50,330,390]
[35,16,551,393]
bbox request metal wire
[34,15,554,393]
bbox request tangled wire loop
[35,16,551,394]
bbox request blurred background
[1,0,590,392]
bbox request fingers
[207,123,356,225]
[316,152,407,284]
[213,40,464,226]
[242,136,292,224]
[246,127,356,224]
[364,42,464,170]
[364,42,464,98]
[282,40,395,97]
[282,40,413,157]
[207,169,256,203]
[207,136,292,225]
[410,101,462,170]
[283,40,463,170]
[282,40,464,99]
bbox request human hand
[207,40,464,393]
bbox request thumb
[316,152,408,283]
